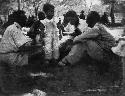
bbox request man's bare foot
[58,62,66,66]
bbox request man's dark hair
[43,3,55,20]
[63,10,79,28]
[43,3,54,14]
[38,11,45,20]
[86,11,100,28]
[12,10,27,27]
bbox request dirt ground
[35,56,122,96]
[0,53,123,96]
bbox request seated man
[59,11,116,67]
[59,10,82,60]
[112,38,125,96]
[0,10,44,95]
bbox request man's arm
[74,28,99,43]
[19,41,42,52]
[12,28,42,52]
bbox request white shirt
[0,22,31,53]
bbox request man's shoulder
[83,27,98,34]
[3,24,14,34]
[6,23,18,31]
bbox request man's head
[79,10,85,20]
[63,10,79,28]
[86,11,100,28]
[38,11,45,20]
[12,10,27,27]
[43,3,54,20]
[59,18,61,21]
[63,10,79,33]
[80,10,84,14]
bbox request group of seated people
[0,2,122,96]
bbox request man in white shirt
[0,11,31,66]
[0,10,44,95]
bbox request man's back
[43,20,59,60]
[0,22,29,53]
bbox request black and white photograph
[0,0,125,96]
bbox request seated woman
[59,11,117,69]
[59,10,82,60]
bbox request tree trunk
[110,3,115,25]
[4,15,7,23]
[35,7,38,18]
[17,0,20,10]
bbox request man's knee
[60,43,87,65]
